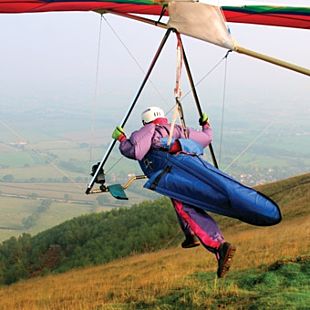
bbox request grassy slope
[0,173,309,309]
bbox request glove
[112,126,126,142]
[199,113,209,126]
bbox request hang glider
[0,0,303,224]
[0,0,309,29]
[1,0,309,75]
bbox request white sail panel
[167,2,235,49]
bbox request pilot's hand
[112,126,126,142]
[199,113,209,126]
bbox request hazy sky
[0,3,309,132]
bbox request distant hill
[256,173,310,220]
[0,173,309,287]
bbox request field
[1,127,309,243]
[0,181,157,241]
[0,116,155,242]
[0,173,309,309]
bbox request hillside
[0,173,309,309]
[0,197,182,285]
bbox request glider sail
[167,2,235,49]
[0,0,309,29]
[222,4,310,29]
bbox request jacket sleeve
[187,124,213,148]
[119,124,155,161]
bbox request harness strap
[167,104,179,146]
[176,98,188,138]
[150,165,172,190]
[174,36,183,99]
[168,33,188,146]
[154,124,170,138]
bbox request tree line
[0,197,182,285]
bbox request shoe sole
[182,242,200,249]
[218,245,236,278]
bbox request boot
[181,235,200,248]
[217,242,236,278]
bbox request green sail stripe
[222,5,310,16]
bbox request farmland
[1,100,309,242]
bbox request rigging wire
[0,119,25,142]
[181,50,231,100]
[90,14,104,164]
[165,51,230,118]
[105,157,124,175]
[218,51,231,165]
[223,119,276,173]
[102,16,170,107]
[102,49,230,175]
[96,18,176,177]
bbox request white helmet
[141,107,165,124]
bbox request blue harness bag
[139,140,281,227]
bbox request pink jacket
[119,120,212,161]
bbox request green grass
[136,256,310,309]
